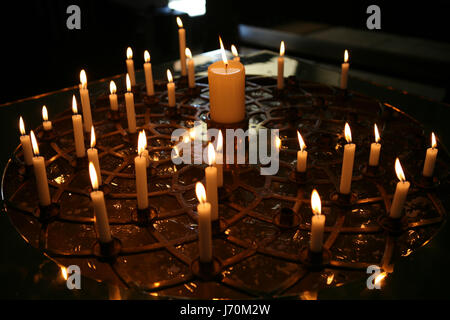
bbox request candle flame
[144,50,150,63]
[19,116,25,135]
[374,123,380,143]
[167,69,173,83]
[189,127,196,140]
[138,130,147,156]
[207,142,216,166]
[89,162,99,190]
[219,36,228,67]
[297,130,306,151]
[431,132,437,148]
[344,49,349,63]
[126,47,133,59]
[72,95,78,114]
[80,69,87,89]
[42,105,49,121]
[280,41,285,57]
[126,74,131,92]
[61,266,68,281]
[374,272,387,286]
[311,189,321,215]
[176,16,183,28]
[217,130,223,152]
[195,181,207,204]
[110,80,117,94]
[344,122,352,143]
[275,136,281,150]
[30,130,39,156]
[90,126,96,148]
[231,45,238,57]
[185,47,192,59]
[395,158,406,182]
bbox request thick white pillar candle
[185,48,196,88]
[135,131,149,210]
[89,162,112,243]
[109,81,118,111]
[177,17,187,76]
[423,132,438,177]
[368,123,381,166]
[390,158,410,219]
[340,50,349,90]
[166,69,176,107]
[277,41,285,89]
[339,123,356,194]
[19,117,34,166]
[71,96,86,158]
[125,74,137,133]
[30,131,51,206]
[196,182,212,263]
[126,47,136,86]
[205,143,218,221]
[310,189,325,253]
[79,70,93,133]
[87,126,102,185]
[231,45,240,62]
[214,130,224,187]
[143,50,155,96]
[42,106,52,131]
[296,130,307,172]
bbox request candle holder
[190,256,223,281]
[330,191,358,208]
[108,110,121,122]
[93,237,122,262]
[206,114,249,132]
[273,207,301,230]
[359,164,385,178]
[34,202,60,223]
[185,86,202,98]
[134,206,158,227]
[288,170,312,185]
[299,246,331,270]
[176,75,189,88]
[413,175,440,190]
[124,131,139,147]
[286,75,300,90]
[377,215,408,235]
[143,94,160,106]
[39,129,56,142]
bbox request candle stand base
[360,164,385,178]
[191,257,223,281]
[185,86,201,98]
[35,203,60,223]
[143,94,160,106]
[413,175,440,190]
[377,215,408,235]
[206,115,249,132]
[330,191,358,208]
[135,206,158,227]
[40,130,56,142]
[108,110,121,122]
[299,247,331,270]
[273,207,301,230]
[289,170,311,185]
[93,237,122,262]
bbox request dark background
[0,0,449,104]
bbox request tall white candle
[177,17,187,77]
[19,117,34,166]
[42,106,52,131]
[277,41,285,90]
[196,182,212,263]
[369,123,381,167]
[71,96,86,158]
[126,47,136,86]
[310,189,325,253]
[340,50,349,90]
[79,69,93,133]
[296,130,307,172]
[390,158,410,219]
[89,162,112,243]
[231,45,240,62]
[339,123,356,194]
[185,48,196,88]
[423,132,438,177]
[143,50,155,96]
[214,130,224,187]
[109,81,118,111]
[167,69,176,107]
[125,74,137,133]
[30,131,51,206]
[205,143,218,221]
[87,126,102,185]
[135,131,149,210]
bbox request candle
[71,95,86,158]
[231,45,240,61]
[214,130,224,187]
[143,50,154,96]
[369,123,381,167]
[310,189,325,253]
[30,131,51,206]
[89,162,112,243]
[423,132,438,177]
[87,126,102,185]
[176,17,187,76]
[208,37,245,124]
[125,74,137,133]
[296,130,307,172]
[340,50,349,90]
[205,143,218,221]
[79,69,93,133]
[195,182,212,263]
[339,123,356,194]
[185,48,196,88]
[19,117,34,166]
[41,106,52,131]
[135,131,149,210]
[126,47,136,86]
[109,81,118,111]
[277,41,285,90]
[167,69,176,107]
[139,130,150,167]
[390,158,410,219]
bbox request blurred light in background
[168,0,206,17]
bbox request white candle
[89,162,112,243]
[205,143,218,221]
[79,69,93,133]
[143,50,155,96]
[41,106,52,131]
[340,50,349,90]
[369,123,381,167]
[71,95,86,158]
[30,131,51,206]
[277,41,285,89]
[310,189,325,253]
[196,182,212,263]
[214,130,224,187]
[125,74,137,133]
[126,47,136,86]
[177,17,187,76]
[231,45,240,62]
[87,126,102,185]
[390,158,410,219]
[185,48,196,88]
[296,130,307,172]
[135,131,149,210]
[339,123,356,194]
[19,117,34,166]
[208,37,245,124]
[167,69,176,107]
[109,81,118,111]
[423,132,438,177]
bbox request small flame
[90,126,96,148]
[195,181,207,204]
[297,130,306,151]
[374,272,387,286]
[280,41,285,56]
[80,69,87,89]
[176,16,183,28]
[275,136,281,150]
[217,130,223,152]
[42,105,49,121]
[311,189,321,215]
[126,47,133,59]
[185,47,192,59]
[173,145,180,158]
[19,116,26,135]
[374,124,380,143]
[138,130,147,156]
[126,74,131,92]
[189,127,196,140]
[167,69,173,83]
[207,142,216,166]
[231,45,238,57]
[344,50,349,63]
[431,132,437,148]
[89,162,99,190]
[72,95,78,114]
[344,122,352,143]
[144,50,150,63]
[61,267,68,281]
[110,80,117,94]
[219,36,228,67]
[30,130,39,156]
[395,158,406,182]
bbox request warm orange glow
[344,50,349,63]
[167,69,173,83]
[126,47,133,59]
[219,36,228,67]
[189,127,196,140]
[217,130,223,152]
[110,80,117,95]
[275,136,281,150]
[89,162,99,190]
[80,69,87,89]
[61,266,68,281]
[374,124,380,143]
[374,272,387,286]
[395,158,406,182]
[42,106,49,121]
[297,130,306,151]
[176,16,183,28]
[30,130,39,156]
[231,45,238,57]
[280,41,285,57]
[90,126,96,148]
[19,116,25,135]
[144,50,150,63]
[344,122,352,143]
[72,95,78,114]
[431,132,437,148]
[126,74,131,92]
[207,142,216,166]
[138,130,147,156]
[185,47,192,59]
[173,145,180,158]
[311,189,321,215]
[196,182,207,204]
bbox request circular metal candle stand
[330,191,358,208]
[273,207,301,230]
[135,206,158,227]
